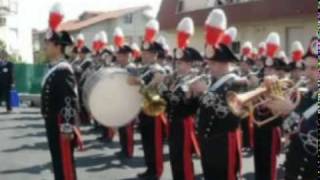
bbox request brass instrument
[226,78,301,127]
[138,64,168,117]
[141,85,167,117]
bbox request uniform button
[210,115,214,118]
[209,122,213,125]
[297,175,302,180]
[204,134,208,138]
[206,128,210,132]
[300,167,304,171]
[303,158,308,162]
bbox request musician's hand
[127,76,141,86]
[266,95,295,116]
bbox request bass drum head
[85,67,142,127]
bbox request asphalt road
[0,107,285,180]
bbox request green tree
[0,39,6,50]
[0,39,23,63]
[34,51,48,64]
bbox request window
[0,17,6,26]
[208,0,257,7]
[286,27,304,55]
[123,14,133,24]
[177,0,184,13]
[9,0,18,14]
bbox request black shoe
[137,170,149,178]
[137,171,157,179]
[114,151,127,158]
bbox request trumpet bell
[141,87,167,117]
[226,91,249,118]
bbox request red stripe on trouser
[160,113,169,139]
[183,117,195,180]
[155,115,164,177]
[60,136,75,180]
[58,115,75,180]
[126,122,134,157]
[228,130,242,180]
[189,117,201,157]
[271,127,281,180]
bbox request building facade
[158,0,316,55]
[0,0,33,63]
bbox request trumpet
[226,77,301,127]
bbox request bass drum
[82,67,142,127]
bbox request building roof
[158,0,315,30]
[58,5,151,32]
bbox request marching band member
[41,3,82,179]
[113,33,135,159]
[0,50,14,113]
[238,57,257,151]
[279,37,318,180]
[189,9,247,180]
[128,19,166,179]
[160,17,202,180]
[91,31,109,69]
[132,43,143,64]
[289,41,306,82]
[252,32,285,180]
[72,45,92,124]
[90,31,116,142]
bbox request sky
[17,0,162,30]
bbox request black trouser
[253,127,277,180]
[118,123,133,157]
[169,120,185,180]
[45,119,77,180]
[0,87,11,111]
[138,112,157,175]
[241,118,251,148]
